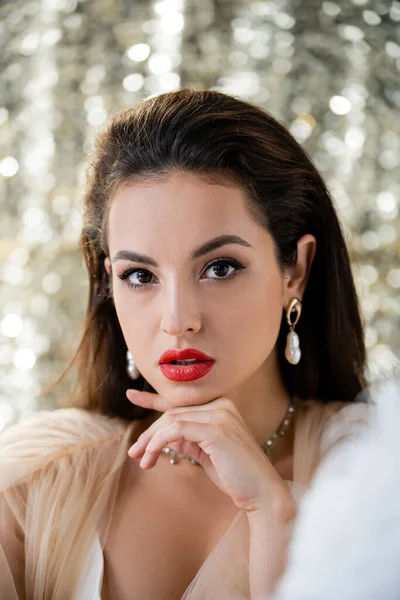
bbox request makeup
[159,347,215,381]
[159,360,215,382]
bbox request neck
[227,349,293,457]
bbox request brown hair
[52,88,368,420]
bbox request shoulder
[0,407,137,492]
[299,394,371,427]
[318,399,372,456]
[293,395,372,483]
[297,391,373,464]
[295,395,370,435]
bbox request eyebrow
[111,234,253,266]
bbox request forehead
[107,172,269,257]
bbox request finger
[128,410,225,457]
[126,390,172,412]
[127,391,236,414]
[138,420,218,469]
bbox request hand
[126,389,294,515]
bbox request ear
[104,257,111,275]
[282,234,316,307]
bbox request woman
[0,88,372,599]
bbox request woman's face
[106,171,289,408]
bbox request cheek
[223,270,283,353]
[249,292,283,344]
[111,287,144,345]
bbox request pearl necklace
[162,398,297,465]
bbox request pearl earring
[126,350,141,380]
[285,298,302,365]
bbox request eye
[117,268,156,290]
[201,258,245,281]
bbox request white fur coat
[270,379,400,600]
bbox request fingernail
[140,454,150,468]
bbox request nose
[159,278,202,336]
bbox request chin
[169,393,211,407]
[149,369,229,406]
[162,386,220,407]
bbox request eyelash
[116,258,246,291]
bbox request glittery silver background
[1,0,399,431]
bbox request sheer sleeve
[0,408,138,600]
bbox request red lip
[160,361,215,382]
[159,348,215,365]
